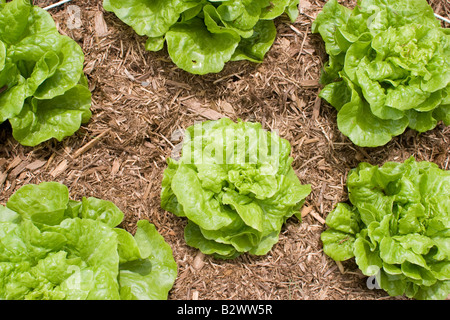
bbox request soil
[1,0,449,300]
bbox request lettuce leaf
[0,182,177,300]
[321,157,450,300]
[312,0,450,147]
[103,0,300,74]
[161,118,311,259]
[0,0,91,146]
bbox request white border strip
[435,13,450,25]
[43,0,72,11]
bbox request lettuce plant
[103,0,299,75]
[0,182,177,300]
[321,157,450,300]
[0,0,91,146]
[161,118,311,259]
[312,0,450,147]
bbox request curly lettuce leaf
[9,82,92,147]
[166,17,241,75]
[118,220,178,300]
[103,0,200,38]
[321,157,450,300]
[330,76,409,147]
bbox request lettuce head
[312,0,450,147]
[103,0,300,75]
[161,118,311,259]
[0,0,91,146]
[0,182,177,300]
[321,157,450,300]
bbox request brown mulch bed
[1,0,449,300]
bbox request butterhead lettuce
[161,118,311,259]
[312,0,450,147]
[103,0,300,75]
[0,182,177,300]
[321,157,450,300]
[0,0,91,146]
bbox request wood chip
[219,100,235,116]
[304,137,320,145]
[184,99,225,120]
[193,251,205,271]
[9,161,29,178]
[0,171,7,188]
[111,159,121,176]
[50,159,68,178]
[312,95,321,120]
[310,210,326,224]
[26,160,47,171]
[143,178,154,200]
[301,205,313,218]
[72,128,111,159]
[7,157,22,171]
[94,11,108,37]
[300,79,320,87]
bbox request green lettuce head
[103,0,300,75]
[0,0,92,146]
[312,0,450,147]
[321,157,450,300]
[0,182,177,300]
[161,118,311,259]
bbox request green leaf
[165,18,240,75]
[231,19,277,63]
[285,0,300,22]
[9,82,92,146]
[80,197,124,228]
[145,36,165,52]
[311,0,352,56]
[319,81,351,111]
[171,163,235,230]
[216,0,266,31]
[259,0,292,20]
[324,203,361,235]
[222,189,264,232]
[321,229,356,261]
[119,220,177,300]
[433,104,450,126]
[0,0,31,45]
[0,76,26,123]
[336,78,409,147]
[103,0,199,38]
[6,181,69,226]
[184,221,240,259]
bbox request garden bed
[0,0,448,300]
